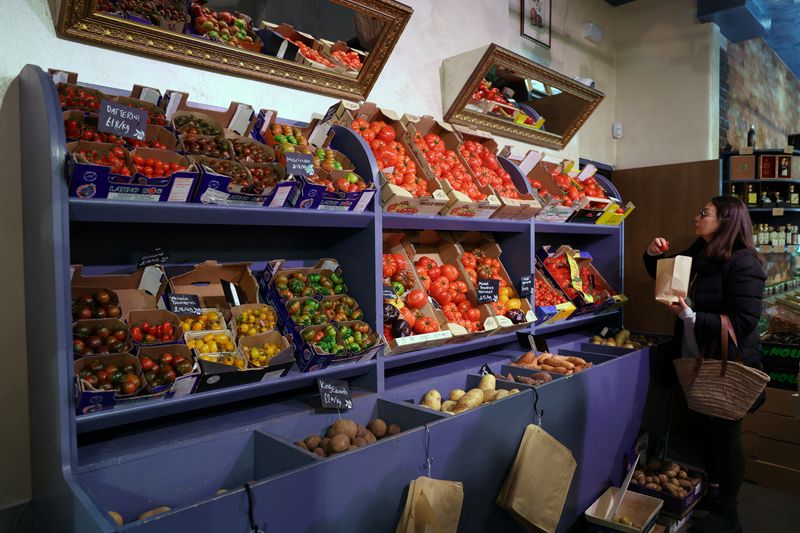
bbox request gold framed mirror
[442,44,604,150]
[58,0,413,101]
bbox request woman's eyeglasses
[699,208,717,218]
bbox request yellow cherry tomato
[505,298,522,310]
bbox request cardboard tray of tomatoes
[402,234,502,340]
[113,95,169,127]
[345,103,449,216]
[165,93,256,137]
[67,141,198,203]
[168,260,261,311]
[382,237,456,355]
[532,267,576,324]
[74,353,145,415]
[402,114,501,218]
[136,344,201,398]
[71,265,169,322]
[536,245,622,317]
[190,155,296,207]
[320,39,366,73]
[453,235,537,332]
[128,309,183,347]
[454,126,542,220]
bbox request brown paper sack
[497,424,577,533]
[396,476,463,533]
[655,255,692,305]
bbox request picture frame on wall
[521,0,552,48]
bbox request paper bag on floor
[655,255,692,305]
[396,476,463,533]
[497,424,576,533]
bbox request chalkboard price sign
[519,274,533,297]
[98,99,148,140]
[477,278,500,304]
[478,363,493,376]
[317,378,353,409]
[284,152,315,177]
[137,248,169,268]
[167,293,202,316]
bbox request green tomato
[334,161,343,170]
[392,281,405,296]
[287,136,297,144]
[207,30,220,39]
[346,172,358,184]
[234,19,246,30]
[334,284,346,295]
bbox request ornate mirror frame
[58,0,413,101]
[443,44,604,150]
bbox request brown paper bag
[655,255,692,305]
[396,477,463,533]
[497,424,576,533]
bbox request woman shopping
[643,196,766,533]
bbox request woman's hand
[647,237,670,256]
[668,296,688,316]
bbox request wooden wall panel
[614,160,721,334]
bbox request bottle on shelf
[746,184,759,207]
[747,124,756,148]
[774,190,784,206]
[730,183,739,199]
[790,185,799,206]
[760,191,772,207]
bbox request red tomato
[413,317,439,334]
[405,289,427,309]
[440,264,459,282]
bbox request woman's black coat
[643,238,766,367]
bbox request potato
[215,489,228,495]
[367,419,387,438]
[440,400,457,412]
[304,435,321,450]
[658,474,668,485]
[449,389,465,401]
[328,434,350,454]
[665,469,677,478]
[509,388,520,395]
[678,470,688,480]
[664,484,679,495]
[321,437,330,451]
[363,430,377,444]
[645,483,660,491]
[457,389,484,408]
[422,390,442,410]
[591,336,603,344]
[348,445,357,451]
[295,440,309,450]
[482,390,498,403]
[313,447,327,458]
[108,511,124,526]
[645,476,654,484]
[647,459,662,471]
[478,374,496,391]
[356,425,369,439]
[493,390,510,402]
[678,479,692,489]
[330,419,357,440]
[137,507,171,521]
[668,477,680,487]
[689,477,702,487]
[387,423,400,436]
[353,437,367,447]
[451,404,469,414]
[634,469,645,478]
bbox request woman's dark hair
[703,195,761,262]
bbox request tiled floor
[682,482,798,532]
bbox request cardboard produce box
[729,155,756,180]
[169,261,260,310]
[402,114,500,218]
[164,92,256,137]
[74,353,144,415]
[745,457,800,497]
[71,265,168,321]
[136,344,200,398]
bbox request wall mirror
[442,44,604,150]
[58,0,413,100]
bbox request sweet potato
[137,507,171,521]
[516,351,536,365]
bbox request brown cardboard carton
[169,261,260,310]
[729,155,755,180]
[745,458,800,496]
[743,433,800,470]
[71,265,168,321]
[743,411,800,445]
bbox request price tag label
[478,363,493,376]
[167,293,202,316]
[137,248,169,268]
[519,274,533,297]
[477,278,500,304]
[772,207,784,216]
[317,378,352,409]
[383,285,398,301]
[98,99,148,140]
[221,279,245,306]
[533,335,549,353]
[284,152,315,177]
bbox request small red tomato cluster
[534,171,608,208]
[132,155,187,178]
[293,40,335,68]
[414,133,486,201]
[543,257,612,303]
[471,79,510,105]
[459,141,519,199]
[140,352,194,388]
[76,146,132,176]
[352,119,429,198]
[333,50,363,71]
[415,256,483,333]
[131,320,177,344]
[58,84,101,112]
[78,360,143,395]
[306,171,367,194]
[127,137,169,150]
[533,273,567,307]
[73,323,129,356]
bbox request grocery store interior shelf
[382,213,530,232]
[532,309,621,335]
[722,178,800,185]
[534,220,622,235]
[383,331,522,370]
[75,359,378,434]
[748,207,800,213]
[68,198,376,228]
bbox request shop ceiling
[605,0,800,78]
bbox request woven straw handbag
[674,315,769,420]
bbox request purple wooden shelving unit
[20,65,646,533]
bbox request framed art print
[521,0,552,48]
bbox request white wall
[614,0,719,169]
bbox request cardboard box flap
[169,261,260,307]
[71,265,168,315]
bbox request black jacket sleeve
[695,250,765,350]
[642,238,705,280]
